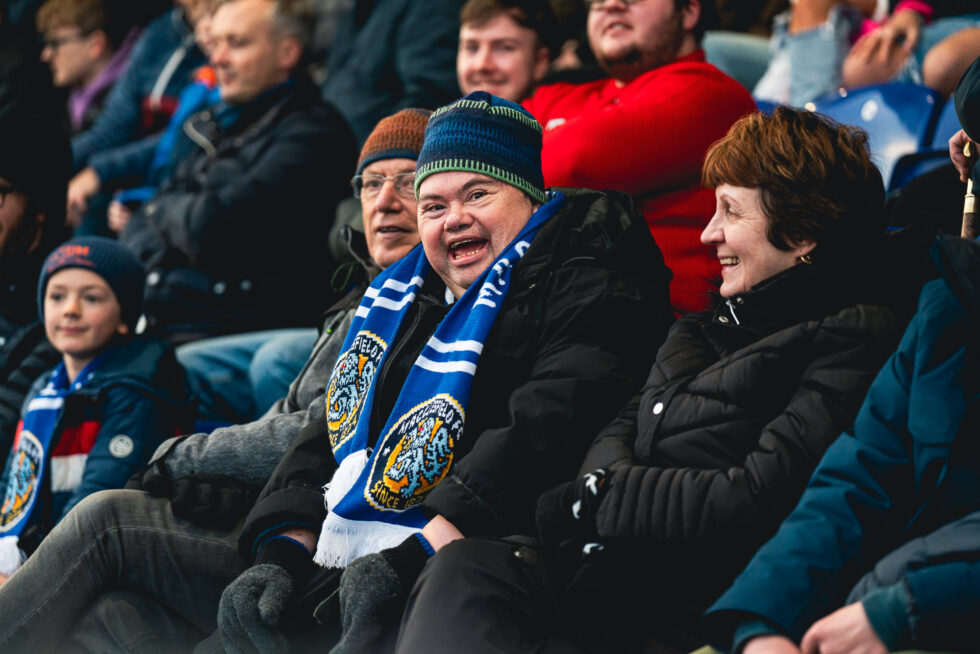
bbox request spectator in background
[320,0,464,145]
[36,0,141,135]
[456,0,555,103]
[118,0,356,345]
[174,108,428,427]
[754,0,980,107]
[68,0,205,172]
[522,0,755,315]
[66,0,221,235]
[66,0,206,233]
[0,112,72,466]
[0,237,192,586]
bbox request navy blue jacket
[704,235,980,652]
[71,8,206,170]
[120,76,357,340]
[12,337,193,553]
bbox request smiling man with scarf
[219,91,673,653]
[0,92,672,654]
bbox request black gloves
[330,534,433,654]
[126,461,259,530]
[125,458,173,495]
[535,468,609,547]
[170,475,259,530]
[218,537,313,654]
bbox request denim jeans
[178,328,318,424]
[754,4,862,106]
[0,490,243,653]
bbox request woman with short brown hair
[396,107,903,653]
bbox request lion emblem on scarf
[366,394,464,512]
[326,331,386,451]
[0,431,43,532]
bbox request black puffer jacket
[239,188,676,558]
[120,76,357,341]
[562,263,901,645]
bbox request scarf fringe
[313,512,417,568]
[324,449,369,512]
[0,536,24,577]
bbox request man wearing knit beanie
[0,95,673,654]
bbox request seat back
[930,97,963,150]
[811,83,941,190]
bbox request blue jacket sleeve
[88,132,162,187]
[58,386,171,520]
[703,278,974,647]
[70,34,153,170]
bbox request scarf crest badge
[315,191,564,567]
[0,353,108,575]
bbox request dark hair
[674,0,716,45]
[36,0,129,48]
[460,0,558,55]
[703,107,884,264]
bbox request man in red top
[522,0,755,314]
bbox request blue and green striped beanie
[414,91,546,204]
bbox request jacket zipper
[725,298,742,325]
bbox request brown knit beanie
[356,108,432,175]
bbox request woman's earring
[798,254,813,265]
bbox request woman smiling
[396,107,905,653]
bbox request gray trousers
[0,489,244,653]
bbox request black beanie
[38,237,146,330]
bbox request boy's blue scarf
[314,192,564,567]
[0,354,109,575]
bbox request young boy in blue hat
[0,236,193,582]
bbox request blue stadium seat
[930,96,963,149]
[754,98,780,115]
[810,83,941,190]
[888,97,963,192]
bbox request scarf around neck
[0,352,110,574]
[314,192,565,568]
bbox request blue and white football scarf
[314,192,565,568]
[0,354,109,575]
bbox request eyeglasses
[350,172,416,199]
[585,0,647,10]
[0,184,17,209]
[43,32,89,51]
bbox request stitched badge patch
[108,435,134,458]
[366,394,464,512]
[326,331,387,452]
[0,431,43,532]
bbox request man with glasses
[36,0,140,135]
[522,0,755,315]
[176,108,426,427]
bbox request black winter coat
[120,76,357,341]
[559,263,901,646]
[239,188,676,559]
